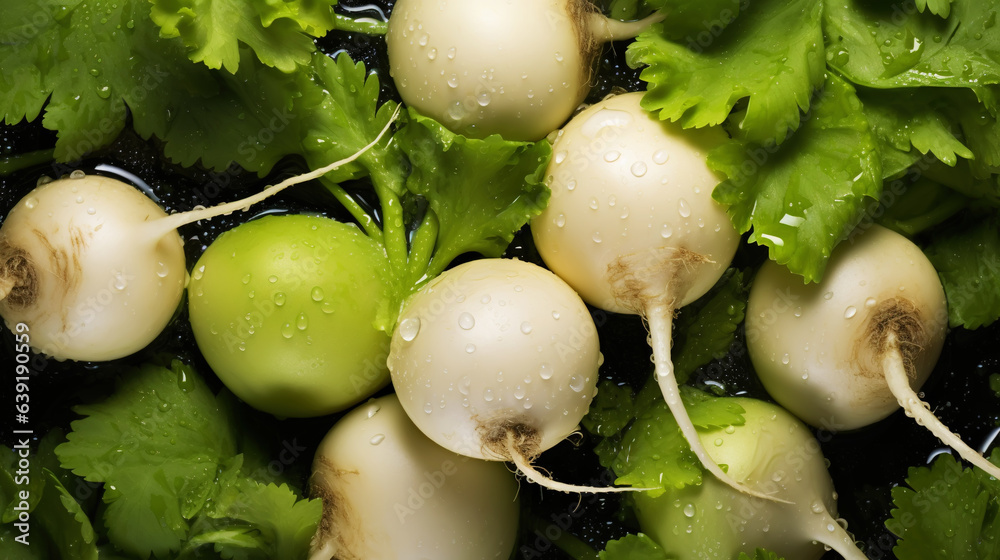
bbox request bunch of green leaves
[0,0,549,300]
[0,431,100,559]
[54,360,322,559]
[582,270,749,495]
[885,450,1000,560]
[625,0,1000,326]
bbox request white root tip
[504,433,653,494]
[882,338,1000,481]
[810,514,867,560]
[588,11,666,43]
[149,105,403,237]
[646,304,792,505]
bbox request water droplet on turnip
[399,318,421,341]
[458,312,475,330]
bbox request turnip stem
[318,177,385,243]
[806,514,867,560]
[883,333,1000,480]
[407,209,439,287]
[646,303,790,504]
[588,11,665,43]
[505,432,651,494]
[334,13,388,35]
[148,107,400,238]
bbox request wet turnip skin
[309,394,519,560]
[387,0,594,141]
[746,225,948,431]
[0,174,186,362]
[388,257,601,461]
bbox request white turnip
[309,394,519,560]
[746,224,1000,480]
[386,0,661,141]
[0,113,397,362]
[388,257,635,492]
[529,92,770,500]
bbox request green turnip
[634,398,865,560]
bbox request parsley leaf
[825,0,1000,110]
[598,385,745,496]
[886,451,1000,560]
[0,433,98,560]
[57,362,237,558]
[710,73,882,282]
[923,213,1000,328]
[149,0,336,73]
[858,88,973,170]
[672,269,747,383]
[627,0,825,145]
[916,0,954,18]
[599,533,668,559]
[396,109,550,278]
[55,361,320,559]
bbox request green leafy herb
[149,0,337,73]
[710,73,882,282]
[885,450,1000,560]
[923,213,1000,328]
[396,109,550,282]
[672,269,747,383]
[55,361,320,559]
[824,0,1000,109]
[0,432,98,560]
[627,0,825,145]
[599,533,668,559]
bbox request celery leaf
[599,533,668,559]
[396,109,550,275]
[149,0,337,73]
[710,73,882,283]
[627,0,825,145]
[886,451,1000,559]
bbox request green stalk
[0,148,56,176]
[407,209,439,287]
[334,13,388,35]
[319,177,384,243]
[369,166,410,286]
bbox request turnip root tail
[481,420,651,494]
[647,304,792,504]
[804,514,868,560]
[503,432,652,494]
[586,10,666,43]
[882,331,1000,480]
[148,106,402,238]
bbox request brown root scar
[607,246,714,313]
[0,242,38,309]
[858,298,926,380]
[309,458,361,560]
[477,416,542,463]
